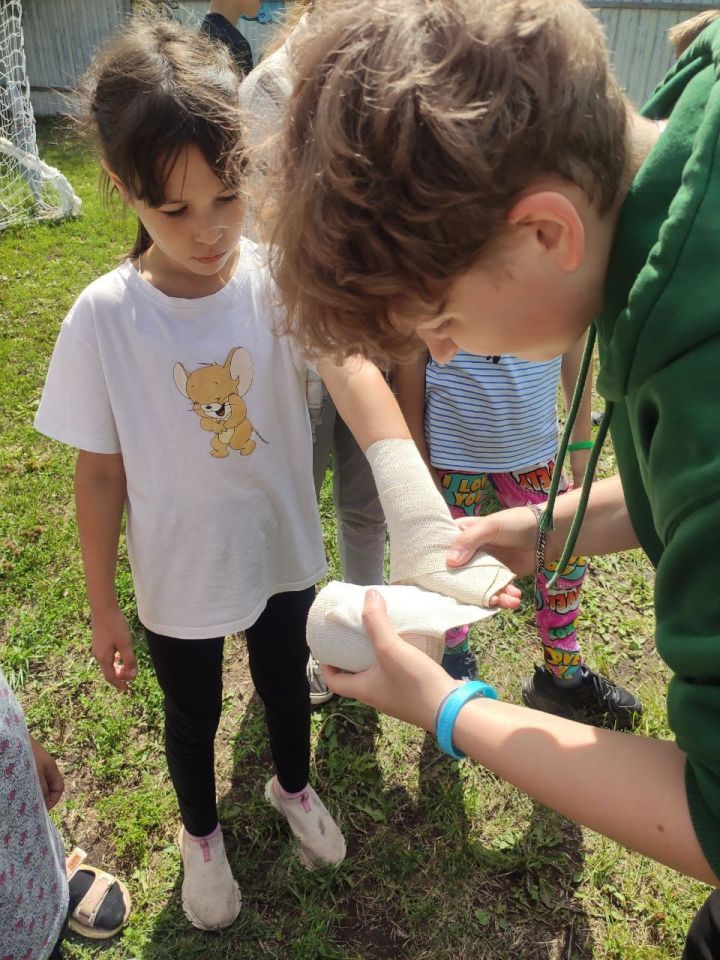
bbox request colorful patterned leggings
[436,461,587,680]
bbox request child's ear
[101,160,130,202]
[506,190,585,273]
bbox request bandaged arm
[319,358,514,606]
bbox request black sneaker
[522,664,643,730]
[307,654,334,707]
[441,647,478,682]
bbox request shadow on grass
[510,803,595,960]
[141,687,595,960]
[413,736,595,960]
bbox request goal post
[0,0,81,230]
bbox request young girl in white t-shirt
[34,19,413,933]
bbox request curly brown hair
[78,17,247,259]
[269,0,628,363]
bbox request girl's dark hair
[79,17,247,258]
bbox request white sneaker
[264,777,346,870]
[307,654,334,706]
[178,825,241,930]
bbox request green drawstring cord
[539,326,597,530]
[539,325,612,588]
[546,402,614,586]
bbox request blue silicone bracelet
[435,680,498,759]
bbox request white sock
[366,439,513,605]
[307,581,496,673]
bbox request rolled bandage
[307,581,497,673]
[366,439,513,605]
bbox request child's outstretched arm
[317,357,412,452]
[560,334,594,488]
[318,357,521,609]
[75,451,137,693]
[324,591,718,886]
[448,474,640,579]
[394,352,431,467]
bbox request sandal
[65,847,132,940]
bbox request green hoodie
[594,20,720,877]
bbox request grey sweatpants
[312,391,386,586]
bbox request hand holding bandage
[307,582,497,672]
[366,439,514,605]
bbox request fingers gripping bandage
[307,581,497,672]
[366,439,513,605]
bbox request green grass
[0,120,710,959]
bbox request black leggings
[145,587,314,837]
[683,889,720,959]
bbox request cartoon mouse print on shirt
[173,346,267,458]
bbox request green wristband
[567,441,594,452]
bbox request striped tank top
[424,351,562,473]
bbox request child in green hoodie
[267,1,720,952]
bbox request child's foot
[441,624,477,680]
[178,825,241,931]
[265,776,346,870]
[65,849,131,940]
[307,654,334,706]
[522,665,643,729]
[441,646,478,681]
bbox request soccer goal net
[0,0,81,230]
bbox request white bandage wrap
[307,581,497,673]
[366,439,513,605]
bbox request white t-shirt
[425,351,563,474]
[35,244,326,639]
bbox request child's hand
[448,508,538,580]
[30,737,64,810]
[91,607,138,692]
[322,590,460,731]
[488,582,522,609]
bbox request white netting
[0,0,81,230]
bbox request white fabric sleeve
[34,303,120,454]
[307,581,497,672]
[366,439,513,605]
